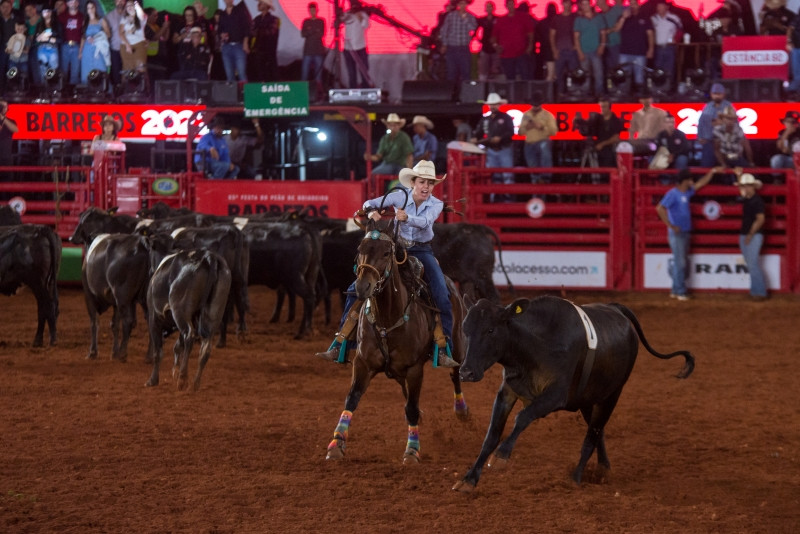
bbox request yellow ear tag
[515,305,522,314]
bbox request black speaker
[401,81,456,103]
[183,80,214,103]
[459,80,486,103]
[717,79,739,101]
[487,80,512,102]
[154,80,182,103]
[506,80,555,103]
[738,78,781,101]
[210,81,239,105]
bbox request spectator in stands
[519,90,557,185]
[225,119,264,179]
[33,8,61,88]
[470,92,515,202]
[697,83,733,167]
[104,0,126,86]
[251,0,280,82]
[0,99,18,167]
[587,95,623,167]
[218,0,252,83]
[650,0,681,91]
[80,1,110,85]
[476,1,499,81]
[536,3,558,82]
[733,170,768,301]
[550,0,577,94]
[24,4,42,87]
[439,0,477,87]
[707,8,737,81]
[573,0,606,97]
[0,0,18,93]
[713,106,753,174]
[629,89,667,155]
[654,114,690,171]
[452,116,472,141]
[366,113,413,176]
[6,18,28,82]
[655,166,720,301]
[144,8,170,83]
[787,9,800,96]
[196,116,239,179]
[759,0,793,36]
[517,1,537,79]
[119,0,147,82]
[58,0,82,86]
[92,114,121,143]
[340,0,371,88]
[301,2,326,103]
[596,0,623,85]
[493,0,534,81]
[770,111,800,172]
[410,115,438,165]
[208,9,225,80]
[171,6,207,47]
[617,0,653,92]
[171,26,210,80]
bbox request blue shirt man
[655,167,718,299]
[697,83,734,167]
[195,119,239,179]
[411,115,438,164]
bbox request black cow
[453,296,695,493]
[81,233,151,361]
[0,225,61,346]
[136,201,193,219]
[164,225,249,347]
[145,249,232,391]
[242,221,321,339]
[70,207,139,245]
[0,205,22,226]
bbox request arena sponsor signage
[243,82,310,118]
[483,102,798,141]
[194,180,365,219]
[643,253,781,290]
[721,36,788,80]
[6,104,206,140]
[493,250,607,288]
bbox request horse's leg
[402,364,424,464]
[450,368,469,421]
[326,357,374,460]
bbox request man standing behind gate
[471,92,515,202]
[655,166,719,301]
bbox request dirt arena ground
[1,285,798,533]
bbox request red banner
[194,179,366,219]
[721,36,789,80]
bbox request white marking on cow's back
[156,252,180,272]
[86,233,112,260]
[571,303,598,350]
[134,218,154,230]
[170,227,186,239]
[233,217,249,230]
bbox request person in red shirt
[491,0,535,81]
[59,0,83,85]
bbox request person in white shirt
[650,0,681,90]
[339,0,371,88]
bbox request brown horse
[325,218,469,464]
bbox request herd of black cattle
[0,202,511,390]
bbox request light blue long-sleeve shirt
[697,100,733,141]
[363,188,443,243]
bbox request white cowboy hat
[381,113,406,127]
[483,92,507,105]
[735,173,763,189]
[411,115,434,129]
[398,160,445,189]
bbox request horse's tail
[610,303,695,379]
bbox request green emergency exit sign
[243,82,310,118]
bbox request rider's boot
[315,299,363,363]
[432,315,459,369]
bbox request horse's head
[354,218,397,299]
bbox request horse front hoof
[326,445,344,460]
[144,378,158,387]
[402,449,420,465]
[86,352,98,360]
[452,479,475,493]
[32,339,43,348]
[487,453,508,470]
[455,407,470,421]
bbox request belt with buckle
[66,40,79,46]
[400,238,431,248]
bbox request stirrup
[433,341,459,368]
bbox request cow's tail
[610,303,695,379]
[43,226,62,316]
[197,253,230,340]
[484,226,515,296]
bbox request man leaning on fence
[471,92,515,203]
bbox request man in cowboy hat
[410,115,438,165]
[713,105,753,174]
[471,92,515,202]
[315,160,459,368]
[655,166,721,300]
[733,169,767,300]
[365,113,414,176]
[770,111,800,172]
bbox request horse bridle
[355,229,407,295]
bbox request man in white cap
[315,160,459,368]
[366,113,413,176]
[471,92,515,202]
[697,82,734,167]
[411,115,438,165]
[733,169,767,300]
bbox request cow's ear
[108,206,119,215]
[463,292,476,309]
[502,298,530,320]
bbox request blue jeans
[524,140,552,184]
[699,140,717,167]
[500,55,530,81]
[667,229,690,296]
[486,146,514,202]
[344,47,369,88]
[770,153,793,169]
[555,48,579,94]
[654,45,676,88]
[205,160,239,179]
[60,42,80,85]
[790,48,800,92]
[739,233,766,297]
[221,42,248,82]
[37,44,59,84]
[445,45,471,85]
[580,53,604,96]
[604,44,620,75]
[619,53,646,86]
[301,54,324,83]
[339,244,453,340]
[371,161,403,176]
